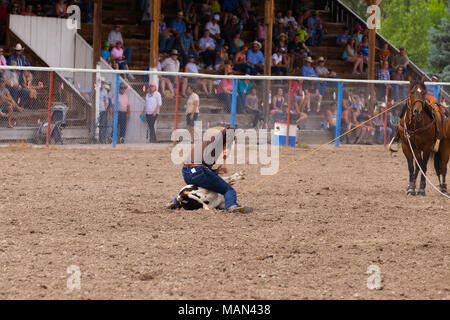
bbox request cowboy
[167,126,252,213]
[7,44,30,68]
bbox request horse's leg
[434,149,442,187]
[418,151,430,196]
[441,145,449,194]
[406,156,417,195]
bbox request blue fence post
[230,79,238,127]
[433,85,440,101]
[334,81,344,147]
[112,74,120,148]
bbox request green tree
[428,17,450,81]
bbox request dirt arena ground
[0,143,448,300]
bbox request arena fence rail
[0,65,448,147]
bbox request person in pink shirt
[216,73,234,112]
[111,41,134,80]
[117,82,130,143]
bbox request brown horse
[398,80,437,196]
[434,118,450,194]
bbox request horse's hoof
[406,189,416,196]
[417,189,426,196]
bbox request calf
[176,171,245,210]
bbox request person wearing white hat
[247,41,264,75]
[205,14,225,51]
[141,82,162,143]
[7,43,30,67]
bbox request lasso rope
[239,99,408,196]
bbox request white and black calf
[176,172,245,210]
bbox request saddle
[425,94,447,140]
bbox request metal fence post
[230,79,238,127]
[46,71,54,146]
[95,63,101,141]
[112,74,120,148]
[173,76,180,143]
[334,81,344,147]
[286,80,292,146]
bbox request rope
[239,99,407,196]
[404,123,450,198]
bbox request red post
[173,76,181,143]
[383,84,389,146]
[46,71,54,146]
[286,80,292,146]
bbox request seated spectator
[10,2,20,15]
[257,19,266,43]
[292,80,307,113]
[377,60,390,100]
[307,11,324,46]
[358,35,369,64]
[237,78,252,114]
[216,70,234,112]
[275,33,289,53]
[224,16,241,50]
[301,56,322,113]
[233,45,252,74]
[325,102,340,139]
[0,76,23,127]
[372,102,392,145]
[160,50,181,98]
[158,14,174,53]
[273,18,287,41]
[111,41,134,80]
[284,10,298,29]
[107,24,133,69]
[211,0,221,14]
[231,31,245,55]
[185,6,200,41]
[391,47,409,75]
[271,47,288,78]
[336,26,350,47]
[215,45,229,71]
[353,24,363,47]
[101,42,112,65]
[342,37,363,75]
[8,43,30,68]
[201,0,213,18]
[198,30,216,70]
[341,100,357,143]
[246,41,264,75]
[315,56,337,97]
[355,108,375,144]
[55,0,68,18]
[181,55,213,97]
[5,61,36,109]
[222,0,239,25]
[178,29,198,65]
[378,43,391,65]
[21,4,35,16]
[21,70,38,105]
[205,14,224,51]
[245,87,262,128]
[271,88,285,114]
[169,11,187,48]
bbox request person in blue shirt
[307,11,324,47]
[246,41,264,75]
[170,11,187,44]
[426,75,441,100]
[178,29,198,65]
[301,56,322,113]
[101,42,112,65]
[336,27,350,47]
[237,78,253,113]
